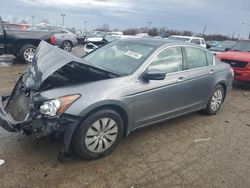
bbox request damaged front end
[0,41,115,153]
[0,73,81,153]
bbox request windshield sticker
[125,51,143,59]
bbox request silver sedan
[0,39,234,159]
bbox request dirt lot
[0,47,250,188]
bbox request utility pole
[84,20,87,31]
[61,14,66,27]
[31,16,34,26]
[147,21,152,29]
[232,30,235,39]
[202,25,207,36]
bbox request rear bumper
[234,69,250,82]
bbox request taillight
[50,35,55,45]
[230,67,234,77]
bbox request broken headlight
[39,99,60,116]
[39,94,80,116]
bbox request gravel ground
[0,47,250,188]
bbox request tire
[204,85,225,115]
[73,109,124,159]
[62,41,73,52]
[19,44,36,63]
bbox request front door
[130,46,188,128]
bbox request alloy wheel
[211,89,223,111]
[24,47,36,63]
[63,41,72,52]
[85,118,118,153]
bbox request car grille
[5,93,30,122]
[221,59,248,68]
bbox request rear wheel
[204,85,225,115]
[19,45,36,63]
[62,41,73,52]
[73,109,124,159]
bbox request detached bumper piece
[0,95,19,132]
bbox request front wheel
[204,85,225,115]
[73,109,124,159]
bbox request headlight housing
[39,94,80,116]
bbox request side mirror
[206,44,211,49]
[225,48,231,52]
[143,69,166,81]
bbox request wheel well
[218,82,227,93]
[62,40,73,46]
[83,105,129,137]
[218,83,227,101]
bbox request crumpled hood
[24,41,117,91]
[24,41,90,91]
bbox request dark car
[0,39,233,159]
[209,40,237,55]
[0,17,52,63]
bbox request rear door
[183,46,215,110]
[0,17,5,54]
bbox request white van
[168,35,206,48]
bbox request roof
[121,38,185,47]
[120,37,196,48]
[169,35,205,40]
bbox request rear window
[191,39,201,45]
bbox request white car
[83,43,99,53]
[168,35,206,48]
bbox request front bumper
[234,69,250,82]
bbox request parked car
[83,43,99,53]
[216,40,250,82]
[168,35,206,48]
[29,26,78,52]
[0,17,52,63]
[209,40,237,55]
[83,34,122,53]
[0,39,233,159]
[206,40,221,48]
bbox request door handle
[210,69,214,74]
[176,76,186,83]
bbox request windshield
[83,41,156,76]
[216,40,236,48]
[231,41,250,52]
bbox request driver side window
[148,46,183,74]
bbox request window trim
[137,44,215,80]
